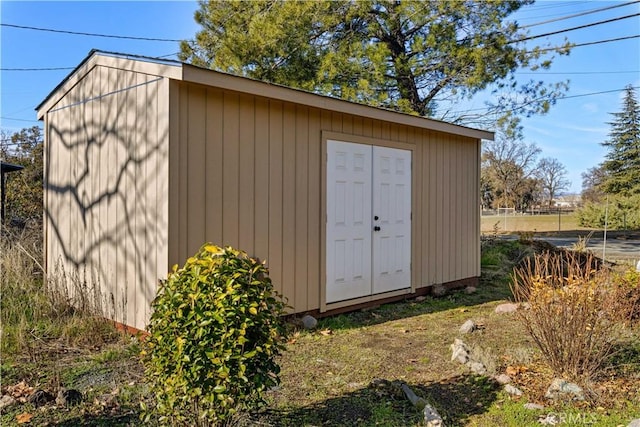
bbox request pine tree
[180,0,570,127]
[600,85,640,195]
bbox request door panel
[326,140,372,302]
[326,140,411,303]
[372,146,412,294]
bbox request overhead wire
[0,117,40,123]
[1,67,75,71]
[517,70,639,75]
[521,0,640,28]
[449,86,640,117]
[516,13,640,42]
[3,33,638,72]
[0,23,185,42]
[533,35,640,54]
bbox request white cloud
[581,102,598,113]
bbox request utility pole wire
[522,0,640,28]
[0,23,185,42]
[534,34,640,53]
[516,13,640,42]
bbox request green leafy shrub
[143,244,288,425]
[577,195,640,229]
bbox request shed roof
[1,162,24,174]
[37,49,494,141]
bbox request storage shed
[37,50,494,331]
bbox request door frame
[320,131,417,312]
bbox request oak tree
[536,157,570,208]
[482,129,541,210]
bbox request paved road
[497,232,640,263]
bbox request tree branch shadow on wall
[44,72,167,327]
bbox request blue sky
[1,1,639,194]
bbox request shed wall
[43,64,170,330]
[169,81,480,313]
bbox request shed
[1,161,25,224]
[36,50,494,331]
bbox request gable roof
[37,49,494,141]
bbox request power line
[517,70,640,75]
[522,1,640,28]
[3,33,638,72]
[0,23,185,42]
[534,34,640,53]
[517,13,640,42]
[1,67,75,71]
[0,117,39,123]
[452,87,640,116]
[3,34,638,72]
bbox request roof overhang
[1,162,24,174]
[37,50,494,141]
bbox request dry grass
[0,225,123,359]
[2,234,639,426]
[481,212,588,233]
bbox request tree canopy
[481,128,541,211]
[180,0,570,128]
[536,157,570,208]
[0,126,44,225]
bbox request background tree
[536,157,570,208]
[482,129,541,210]
[600,85,640,196]
[581,165,606,203]
[180,0,570,127]
[0,126,44,225]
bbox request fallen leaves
[16,412,33,424]
[505,365,528,377]
[4,381,34,402]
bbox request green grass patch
[2,232,639,426]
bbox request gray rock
[0,395,17,410]
[464,286,477,294]
[56,388,82,407]
[450,338,470,364]
[627,419,640,427]
[469,361,487,375]
[28,389,54,407]
[545,378,584,401]
[494,302,519,314]
[504,384,523,396]
[432,285,446,297]
[414,296,427,302]
[423,404,444,427]
[94,393,119,409]
[459,319,476,334]
[539,413,561,425]
[301,314,318,330]
[494,374,512,385]
[524,402,545,410]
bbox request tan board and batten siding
[37,51,493,331]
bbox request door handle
[374,226,381,231]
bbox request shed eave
[36,50,182,120]
[181,64,494,141]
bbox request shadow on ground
[256,374,501,427]
[311,239,531,332]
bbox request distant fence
[482,207,576,216]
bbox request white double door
[326,140,411,303]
